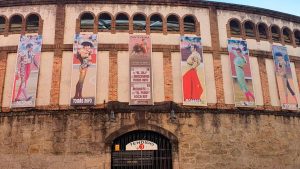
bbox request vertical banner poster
[228,39,255,107]
[272,45,298,110]
[11,35,42,108]
[129,35,153,105]
[70,34,97,106]
[181,36,207,106]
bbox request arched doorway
[111,130,173,169]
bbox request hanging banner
[129,35,153,105]
[228,39,255,107]
[272,45,298,110]
[181,36,207,106]
[70,34,97,106]
[11,35,42,108]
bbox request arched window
[150,14,163,32]
[229,19,241,36]
[80,13,94,30]
[258,23,268,40]
[0,16,5,33]
[115,13,129,31]
[283,27,292,44]
[98,13,111,31]
[244,21,255,37]
[183,15,196,33]
[9,15,22,32]
[167,14,179,32]
[26,14,39,32]
[271,25,281,42]
[295,30,300,46]
[133,13,146,31]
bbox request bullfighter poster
[129,35,153,105]
[228,39,255,107]
[181,36,207,106]
[272,45,298,110]
[11,35,42,108]
[70,34,97,106]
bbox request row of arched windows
[79,12,198,33]
[229,18,300,47]
[0,13,40,34]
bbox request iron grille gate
[111,130,173,169]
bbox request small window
[115,13,129,31]
[150,14,163,32]
[9,15,22,32]
[244,21,255,37]
[0,16,5,33]
[80,13,94,30]
[183,15,196,33]
[229,19,241,36]
[258,23,268,40]
[26,14,39,32]
[295,30,300,46]
[133,14,146,31]
[167,15,179,32]
[271,25,280,42]
[98,13,111,31]
[283,28,292,44]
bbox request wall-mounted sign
[115,144,120,151]
[126,140,158,151]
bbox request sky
[207,0,300,16]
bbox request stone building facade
[0,0,299,169]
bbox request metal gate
[111,130,173,169]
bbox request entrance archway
[111,130,173,169]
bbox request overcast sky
[207,0,300,16]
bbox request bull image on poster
[181,36,207,106]
[272,45,298,110]
[11,35,42,108]
[70,34,97,106]
[228,39,255,107]
[129,35,153,105]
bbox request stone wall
[0,111,299,169]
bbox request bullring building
[0,0,299,169]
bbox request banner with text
[70,34,97,106]
[11,35,42,108]
[181,36,207,106]
[228,39,256,107]
[129,35,153,105]
[272,45,298,110]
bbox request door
[111,130,173,169]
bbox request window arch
[271,25,281,42]
[244,21,255,37]
[132,13,146,31]
[80,12,94,30]
[167,14,180,32]
[115,13,129,31]
[150,14,163,32]
[258,23,268,40]
[295,30,300,46]
[9,15,22,32]
[0,16,6,33]
[26,14,39,32]
[98,13,112,31]
[282,27,292,44]
[183,15,196,33]
[229,19,241,36]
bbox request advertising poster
[228,39,255,107]
[129,35,153,105]
[181,36,207,106]
[272,45,298,110]
[70,34,97,106]
[11,35,42,108]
